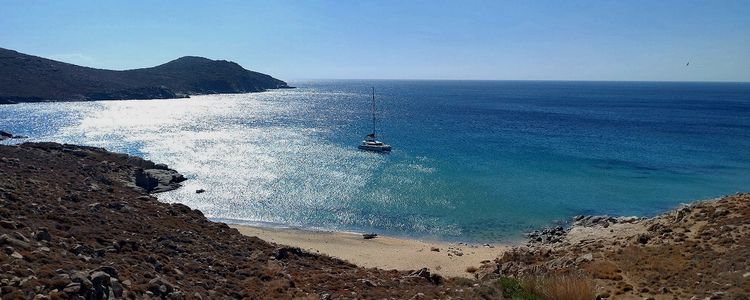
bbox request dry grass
[521,274,595,300]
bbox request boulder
[134,168,187,193]
[34,228,51,242]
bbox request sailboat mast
[371,87,376,135]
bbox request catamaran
[358,87,392,152]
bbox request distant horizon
[3,1,748,82]
[6,46,750,84]
[287,78,750,84]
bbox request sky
[1,0,749,81]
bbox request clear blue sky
[1,0,749,81]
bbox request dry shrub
[521,274,595,300]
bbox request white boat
[358,87,391,152]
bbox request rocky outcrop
[0,47,291,103]
[0,131,27,141]
[134,168,186,193]
[477,193,750,299]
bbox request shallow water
[2,80,749,242]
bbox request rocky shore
[2,142,748,299]
[477,193,750,299]
[0,142,490,299]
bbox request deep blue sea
[2,80,749,242]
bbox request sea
[2,80,749,242]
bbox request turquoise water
[2,80,749,242]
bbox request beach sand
[231,225,509,278]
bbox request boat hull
[358,144,392,152]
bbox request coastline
[230,224,509,278]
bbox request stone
[637,234,651,244]
[10,251,23,259]
[135,168,187,193]
[71,272,93,291]
[360,279,377,287]
[362,233,377,239]
[148,278,174,296]
[110,279,124,297]
[89,271,110,287]
[195,189,206,194]
[35,228,51,242]
[430,247,440,252]
[95,266,119,279]
[576,253,594,263]
[0,220,19,229]
[62,283,81,294]
[0,234,32,249]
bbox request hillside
[477,193,750,299]
[0,142,484,299]
[0,48,290,104]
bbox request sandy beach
[231,225,509,278]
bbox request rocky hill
[477,193,750,299]
[0,143,486,299]
[0,48,290,104]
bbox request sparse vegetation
[477,275,593,300]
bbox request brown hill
[0,142,484,299]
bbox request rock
[154,163,169,170]
[0,131,12,139]
[62,283,81,294]
[71,244,94,256]
[0,220,19,229]
[89,271,110,287]
[35,228,51,242]
[713,207,729,218]
[359,279,377,287]
[659,286,670,293]
[0,234,32,249]
[11,251,23,259]
[362,233,377,239]
[195,189,206,194]
[70,272,93,292]
[95,266,119,279]
[637,234,651,244]
[407,267,442,284]
[148,278,174,296]
[576,253,594,263]
[430,247,440,252]
[134,168,187,193]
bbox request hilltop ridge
[0,48,290,104]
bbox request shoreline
[230,224,509,278]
